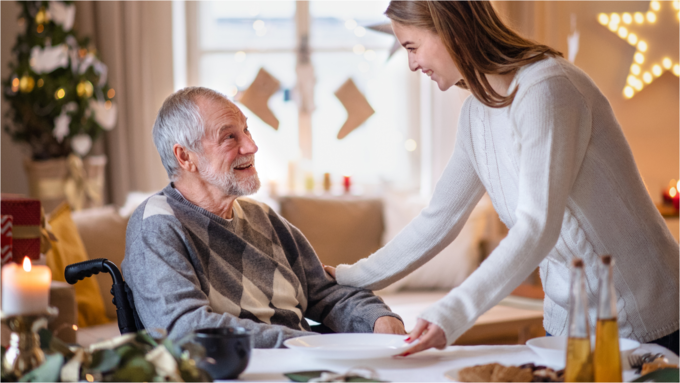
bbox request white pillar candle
[2,257,51,316]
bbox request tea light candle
[2,256,51,315]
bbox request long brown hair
[385,1,562,108]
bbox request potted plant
[2,1,117,211]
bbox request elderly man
[121,87,405,348]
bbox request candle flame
[23,256,32,272]
[72,324,79,331]
[671,187,678,198]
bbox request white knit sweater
[336,56,679,344]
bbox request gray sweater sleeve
[122,214,309,348]
[285,223,402,333]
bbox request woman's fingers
[323,265,336,279]
[405,318,428,343]
[399,321,447,357]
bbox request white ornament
[71,134,92,156]
[89,99,117,130]
[53,113,71,143]
[63,102,78,113]
[48,1,76,31]
[65,36,79,74]
[30,44,69,74]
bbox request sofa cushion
[46,203,111,327]
[71,205,130,319]
[279,196,383,268]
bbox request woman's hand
[399,318,447,357]
[323,264,336,279]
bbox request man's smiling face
[196,96,260,197]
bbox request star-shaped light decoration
[598,0,679,99]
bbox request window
[184,1,421,194]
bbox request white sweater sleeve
[418,76,592,344]
[335,99,486,290]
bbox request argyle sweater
[122,184,400,348]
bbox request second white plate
[284,333,411,360]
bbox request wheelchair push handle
[65,258,125,286]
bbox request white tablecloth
[223,343,678,382]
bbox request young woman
[325,1,679,356]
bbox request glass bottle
[594,255,622,382]
[564,258,594,382]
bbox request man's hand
[322,264,336,279]
[399,318,447,356]
[373,316,407,335]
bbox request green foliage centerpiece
[0,328,213,382]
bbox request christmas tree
[3,1,117,160]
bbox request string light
[622,12,633,24]
[646,11,657,22]
[637,41,648,52]
[623,86,635,98]
[107,88,115,98]
[37,78,44,87]
[642,72,653,83]
[634,12,645,23]
[55,88,65,99]
[404,139,417,152]
[651,1,661,11]
[618,26,628,38]
[631,64,641,75]
[627,33,638,45]
[598,13,609,25]
[652,65,662,76]
[662,57,672,69]
[634,53,644,64]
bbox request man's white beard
[198,154,260,196]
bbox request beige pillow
[278,196,384,267]
[71,206,130,320]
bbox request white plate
[526,336,640,367]
[284,333,411,360]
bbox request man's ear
[173,144,198,173]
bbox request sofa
[24,191,544,347]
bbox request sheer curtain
[75,2,174,206]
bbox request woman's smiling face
[392,22,462,91]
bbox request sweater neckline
[165,183,237,225]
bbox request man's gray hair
[152,87,229,181]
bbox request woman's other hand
[399,318,447,356]
[323,264,336,279]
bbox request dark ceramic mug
[188,327,252,380]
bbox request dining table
[224,341,678,382]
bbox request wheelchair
[65,258,144,334]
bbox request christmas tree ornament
[29,44,69,74]
[334,78,375,139]
[239,68,281,130]
[36,79,44,88]
[89,99,118,130]
[19,76,35,93]
[71,134,92,157]
[35,7,48,25]
[76,80,93,98]
[48,1,75,32]
[52,113,71,143]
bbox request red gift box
[0,195,42,263]
[1,215,12,266]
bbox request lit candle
[2,256,51,315]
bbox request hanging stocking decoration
[239,68,281,130]
[334,78,375,139]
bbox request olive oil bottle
[564,258,594,382]
[594,255,622,382]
